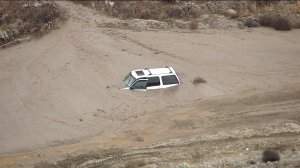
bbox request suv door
[161,75,180,87]
[130,79,148,90]
[146,76,161,89]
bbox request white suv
[123,66,180,90]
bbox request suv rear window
[147,76,160,87]
[162,75,179,85]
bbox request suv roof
[131,66,176,78]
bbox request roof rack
[144,68,152,75]
[165,66,172,74]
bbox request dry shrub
[0,1,62,46]
[262,150,280,163]
[193,77,206,85]
[244,17,259,27]
[161,0,177,3]
[75,1,202,21]
[272,16,291,31]
[290,18,300,29]
[254,0,279,7]
[259,16,274,27]
[74,1,300,22]
[292,21,300,28]
[190,19,198,29]
[259,15,292,30]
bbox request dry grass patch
[125,160,147,168]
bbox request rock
[33,1,43,8]
[103,19,169,30]
[197,22,209,29]
[173,20,190,29]
[209,14,239,29]
[224,9,238,19]
[22,3,31,8]
[197,14,211,25]
[22,2,44,9]
[105,0,115,7]
[197,14,238,29]
[0,30,9,40]
[102,13,239,30]
[129,19,169,30]
[284,122,300,132]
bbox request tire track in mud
[77,151,159,168]
[100,28,196,76]
[76,132,300,168]
[100,29,188,62]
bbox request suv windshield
[124,73,136,87]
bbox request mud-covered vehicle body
[123,66,180,90]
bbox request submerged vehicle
[123,66,180,90]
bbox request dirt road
[0,1,300,167]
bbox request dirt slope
[0,1,300,167]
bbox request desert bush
[259,16,274,27]
[0,1,62,46]
[193,77,206,85]
[190,19,198,29]
[289,16,300,29]
[292,21,300,28]
[74,1,300,23]
[262,150,280,163]
[259,15,292,30]
[244,17,259,27]
[125,160,146,168]
[272,16,291,30]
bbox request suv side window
[162,75,179,85]
[131,80,147,89]
[146,76,160,87]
